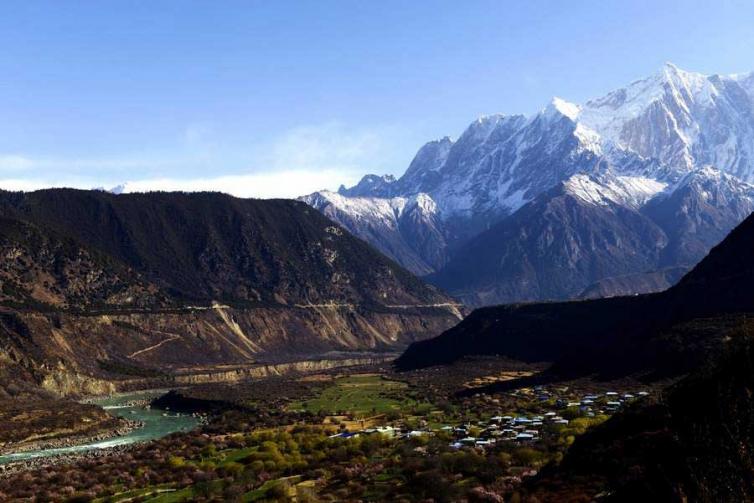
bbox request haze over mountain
[303,63,754,306]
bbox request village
[327,383,652,450]
[0,367,660,501]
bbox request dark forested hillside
[526,328,754,502]
[397,210,754,376]
[0,189,448,307]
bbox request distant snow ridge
[108,183,128,195]
[300,190,445,275]
[93,183,128,194]
[301,190,439,227]
[563,174,667,208]
[302,63,754,305]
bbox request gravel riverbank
[0,418,143,456]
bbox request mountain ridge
[304,63,754,306]
[0,189,461,398]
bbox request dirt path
[128,334,181,358]
[384,302,464,319]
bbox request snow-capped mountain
[303,63,754,306]
[579,63,754,180]
[301,190,447,275]
[337,174,398,198]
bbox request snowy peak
[654,62,719,115]
[545,97,580,121]
[466,114,509,140]
[673,165,754,200]
[93,183,129,194]
[300,189,445,275]
[324,63,754,218]
[578,63,754,179]
[561,166,754,211]
[302,190,402,226]
[405,192,439,216]
[400,136,453,188]
[338,174,397,198]
[660,61,709,91]
[582,63,708,117]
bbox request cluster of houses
[555,389,650,416]
[444,388,651,448]
[445,413,563,447]
[330,387,651,450]
[329,425,399,440]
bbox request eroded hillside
[0,189,461,397]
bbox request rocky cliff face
[430,167,754,305]
[0,189,461,397]
[304,64,754,305]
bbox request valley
[0,189,471,500]
[4,185,754,501]
[6,5,754,501]
[4,188,754,501]
[0,359,662,502]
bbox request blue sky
[1,0,753,197]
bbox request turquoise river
[0,391,199,465]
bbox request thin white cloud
[121,169,360,198]
[0,170,359,198]
[0,178,54,191]
[266,122,385,174]
[0,155,35,172]
[0,121,410,198]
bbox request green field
[291,374,420,417]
